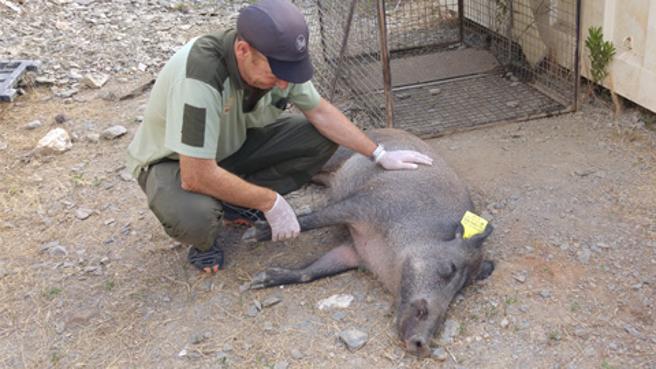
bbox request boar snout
[405,335,431,357]
[398,297,446,357]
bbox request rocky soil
[1,1,656,369]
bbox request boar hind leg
[250,243,360,289]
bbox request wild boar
[244,128,494,357]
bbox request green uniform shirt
[126,30,322,178]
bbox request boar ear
[475,260,495,280]
[454,223,465,239]
[463,223,494,249]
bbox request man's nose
[275,79,289,90]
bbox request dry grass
[1,86,655,368]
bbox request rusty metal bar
[328,0,357,101]
[458,0,464,43]
[573,0,582,112]
[376,0,394,128]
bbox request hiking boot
[187,238,224,273]
[222,202,265,227]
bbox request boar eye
[437,262,457,280]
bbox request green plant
[45,287,62,300]
[601,360,617,369]
[104,280,115,291]
[570,301,581,312]
[640,108,656,131]
[585,26,616,85]
[70,173,88,187]
[172,2,190,13]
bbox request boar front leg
[250,243,361,289]
[242,195,363,242]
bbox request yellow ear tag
[460,211,488,239]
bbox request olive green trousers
[138,115,337,250]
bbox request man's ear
[234,39,251,59]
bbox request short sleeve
[164,78,222,159]
[287,81,321,111]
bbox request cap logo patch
[295,34,307,53]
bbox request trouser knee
[140,161,223,251]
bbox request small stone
[317,294,354,310]
[290,348,304,359]
[439,319,460,344]
[577,248,591,264]
[81,73,109,89]
[432,347,448,361]
[36,76,56,85]
[0,140,6,150]
[35,128,72,155]
[0,264,8,279]
[26,120,43,130]
[506,101,520,108]
[98,91,117,101]
[396,92,411,100]
[190,332,210,345]
[513,271,528,283]
[573,327,589,338]
[55,321,66,334]
[539,290,551,299]
[624,324,642,338]
[429,88,441,95]
[273,361,289,369]
[68,69,83,80]
[239,282,250,293]
[500,318,510,328]
[138,63,148,72]
[85,133,100,143]
[135,115,144,123]
[75,208,93,220]
[246,304,259,317]
[119,171,133,182]
[332,311,347,321]
[40,241,68,256]
[101,125,127,140]
[574,169,596,177]
[54,88,78,98]
[54,114,68,124]
[338,328,368,351]
[596,242,611,249]
[84,265,99,273]
[262,295,282,308]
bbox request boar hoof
[241,221,272,242]
[250,267,295,289]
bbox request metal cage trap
[297,0,581,137]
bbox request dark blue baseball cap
[237,0,313,83]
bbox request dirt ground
[1,82,655,369]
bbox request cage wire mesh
[298,0,580,137]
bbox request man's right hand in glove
[263,193,300,241]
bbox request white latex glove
[376,148,433,170]
[263,193,300,241]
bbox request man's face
[236,40,289,91]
